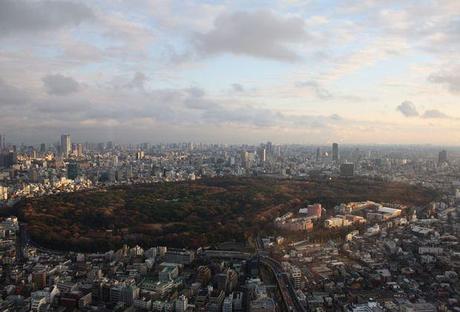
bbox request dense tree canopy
[17,177,438,252]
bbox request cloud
[428,70,460,93]
[422,109,449,119]
[42,74,80,96]
[295,80,332,100]
[397,101,419,117]
[0,79,29,106]
[57,84,340,130]
[99,14,155,56]
[329,113,342,121]
[0,0,94,37]
[125,72,148,90]
[186,87,205,98]
[231,83,244,92]
[193,10,308,61]
[2,1,460,144]
[61,40,104,63]
[397,102,452,119]
[184,87,212,109]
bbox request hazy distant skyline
[1,0,459,145]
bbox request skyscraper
[332,143,339,161]
[241,151,249,168]
[61,134,71,157]
[0,151,17,168]
[67,161,80,180]
[266,141,273,157]
[316,147,320,162]
[0,134,4,150]
[257,147,266,163]
[438,150,447,165]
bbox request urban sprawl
[0,133,459,311]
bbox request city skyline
[1,0,459,144]
[4,131,460,148]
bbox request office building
[250,297,275,312]
[164,249,195,265]
[196,266,212,285]
[0,151,17,168]
[208,290,225,312]
[291,267,302,289]
[175,295,188,312]
[61,134,71,157]
[438,150,447,165]
[241,151,249,169]
[136,150,144,160]
[71,143,83,157]
[223,295,233,312]
[110,284,139,306]
[233,292,243,311]
[97,142,105,152]
[30,169,39,182]
[332,143,339,161]
[266,141,273,156]
[32,271,47,290]
[256,147,266,163]
[67,161,80,180]
[298,203,322,219]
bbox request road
[255,235,307,312]
[260,255,307,312]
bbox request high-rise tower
[438,150,447,165]
[332,143,339,162]
[61,134,71,157]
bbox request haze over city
[1,0,460,144]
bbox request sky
[0,0,459,145]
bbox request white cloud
[0,78,29,106]
[193,10,308,61]
[428,68,460,94]
[397,101,419,117]
[422,109,449,119]
[295,80,332,100]
[124,72,148,90]
[0,0,460,144]
[42,74,80,96]
[0,0,94,37]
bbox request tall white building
[175,295,188,312]
[61,134,71,157]
[291,266,302,289]
[223,295,233,312]
[257,147,266,163]
[233,292,243,311]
